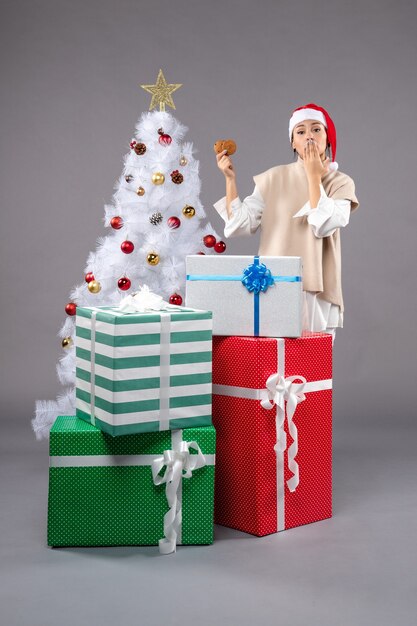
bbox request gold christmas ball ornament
[179,155,188,166]
[151,172,165,185]
[136,186,145,196]
[182,205,196,218]
[61,337,72,349]
[146,252,160,266]
[88,280,102,294]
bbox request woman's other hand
[303,140,329,180]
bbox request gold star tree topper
[141,69,182,111]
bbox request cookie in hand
[213,139,237,156]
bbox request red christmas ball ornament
[197,252,205,255]
[121,240,134,254]
[85,272,95,283]
[65,302,77,316]
[167,216,181,229]
[158,128,172,146]
[110,216,123,230]
[214,241,226,253]
[169,293,183,306]
[118,277,131,291]
[203,234,216,248]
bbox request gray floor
[1,417,416,626]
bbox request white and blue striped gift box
[75,306,213,436]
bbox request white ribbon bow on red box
[260,373,307,493]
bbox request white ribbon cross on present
[152,440,207,554]
[260,373,307,493]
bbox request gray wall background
[1,0,416,427]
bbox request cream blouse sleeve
[213,186,264,238]
[292,184,351,238]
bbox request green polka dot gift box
[48,416,216,552]
[75,305,213,436]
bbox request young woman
[214,103,359,343]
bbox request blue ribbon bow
[241,260,275,295]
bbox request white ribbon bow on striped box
[119,285,181,314]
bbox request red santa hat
[289,103,338,171]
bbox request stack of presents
[48,255,333,554]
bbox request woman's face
[292,120,328,159]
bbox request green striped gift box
[48,416,216,548]
[75,306,212,436]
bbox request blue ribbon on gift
[187,256,301,336]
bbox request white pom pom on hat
[289,103,338,171]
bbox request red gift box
[212,332,332,536]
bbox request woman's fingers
[216,149,235,177]
[304,142,312,160]
[217,153,234,175]
[219,156,232,170]
[217,152,229,166]
[305,141,320,160]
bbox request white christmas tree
[33,70,225,440]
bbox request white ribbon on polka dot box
[212,333,333,536]
[48,417,216,552]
